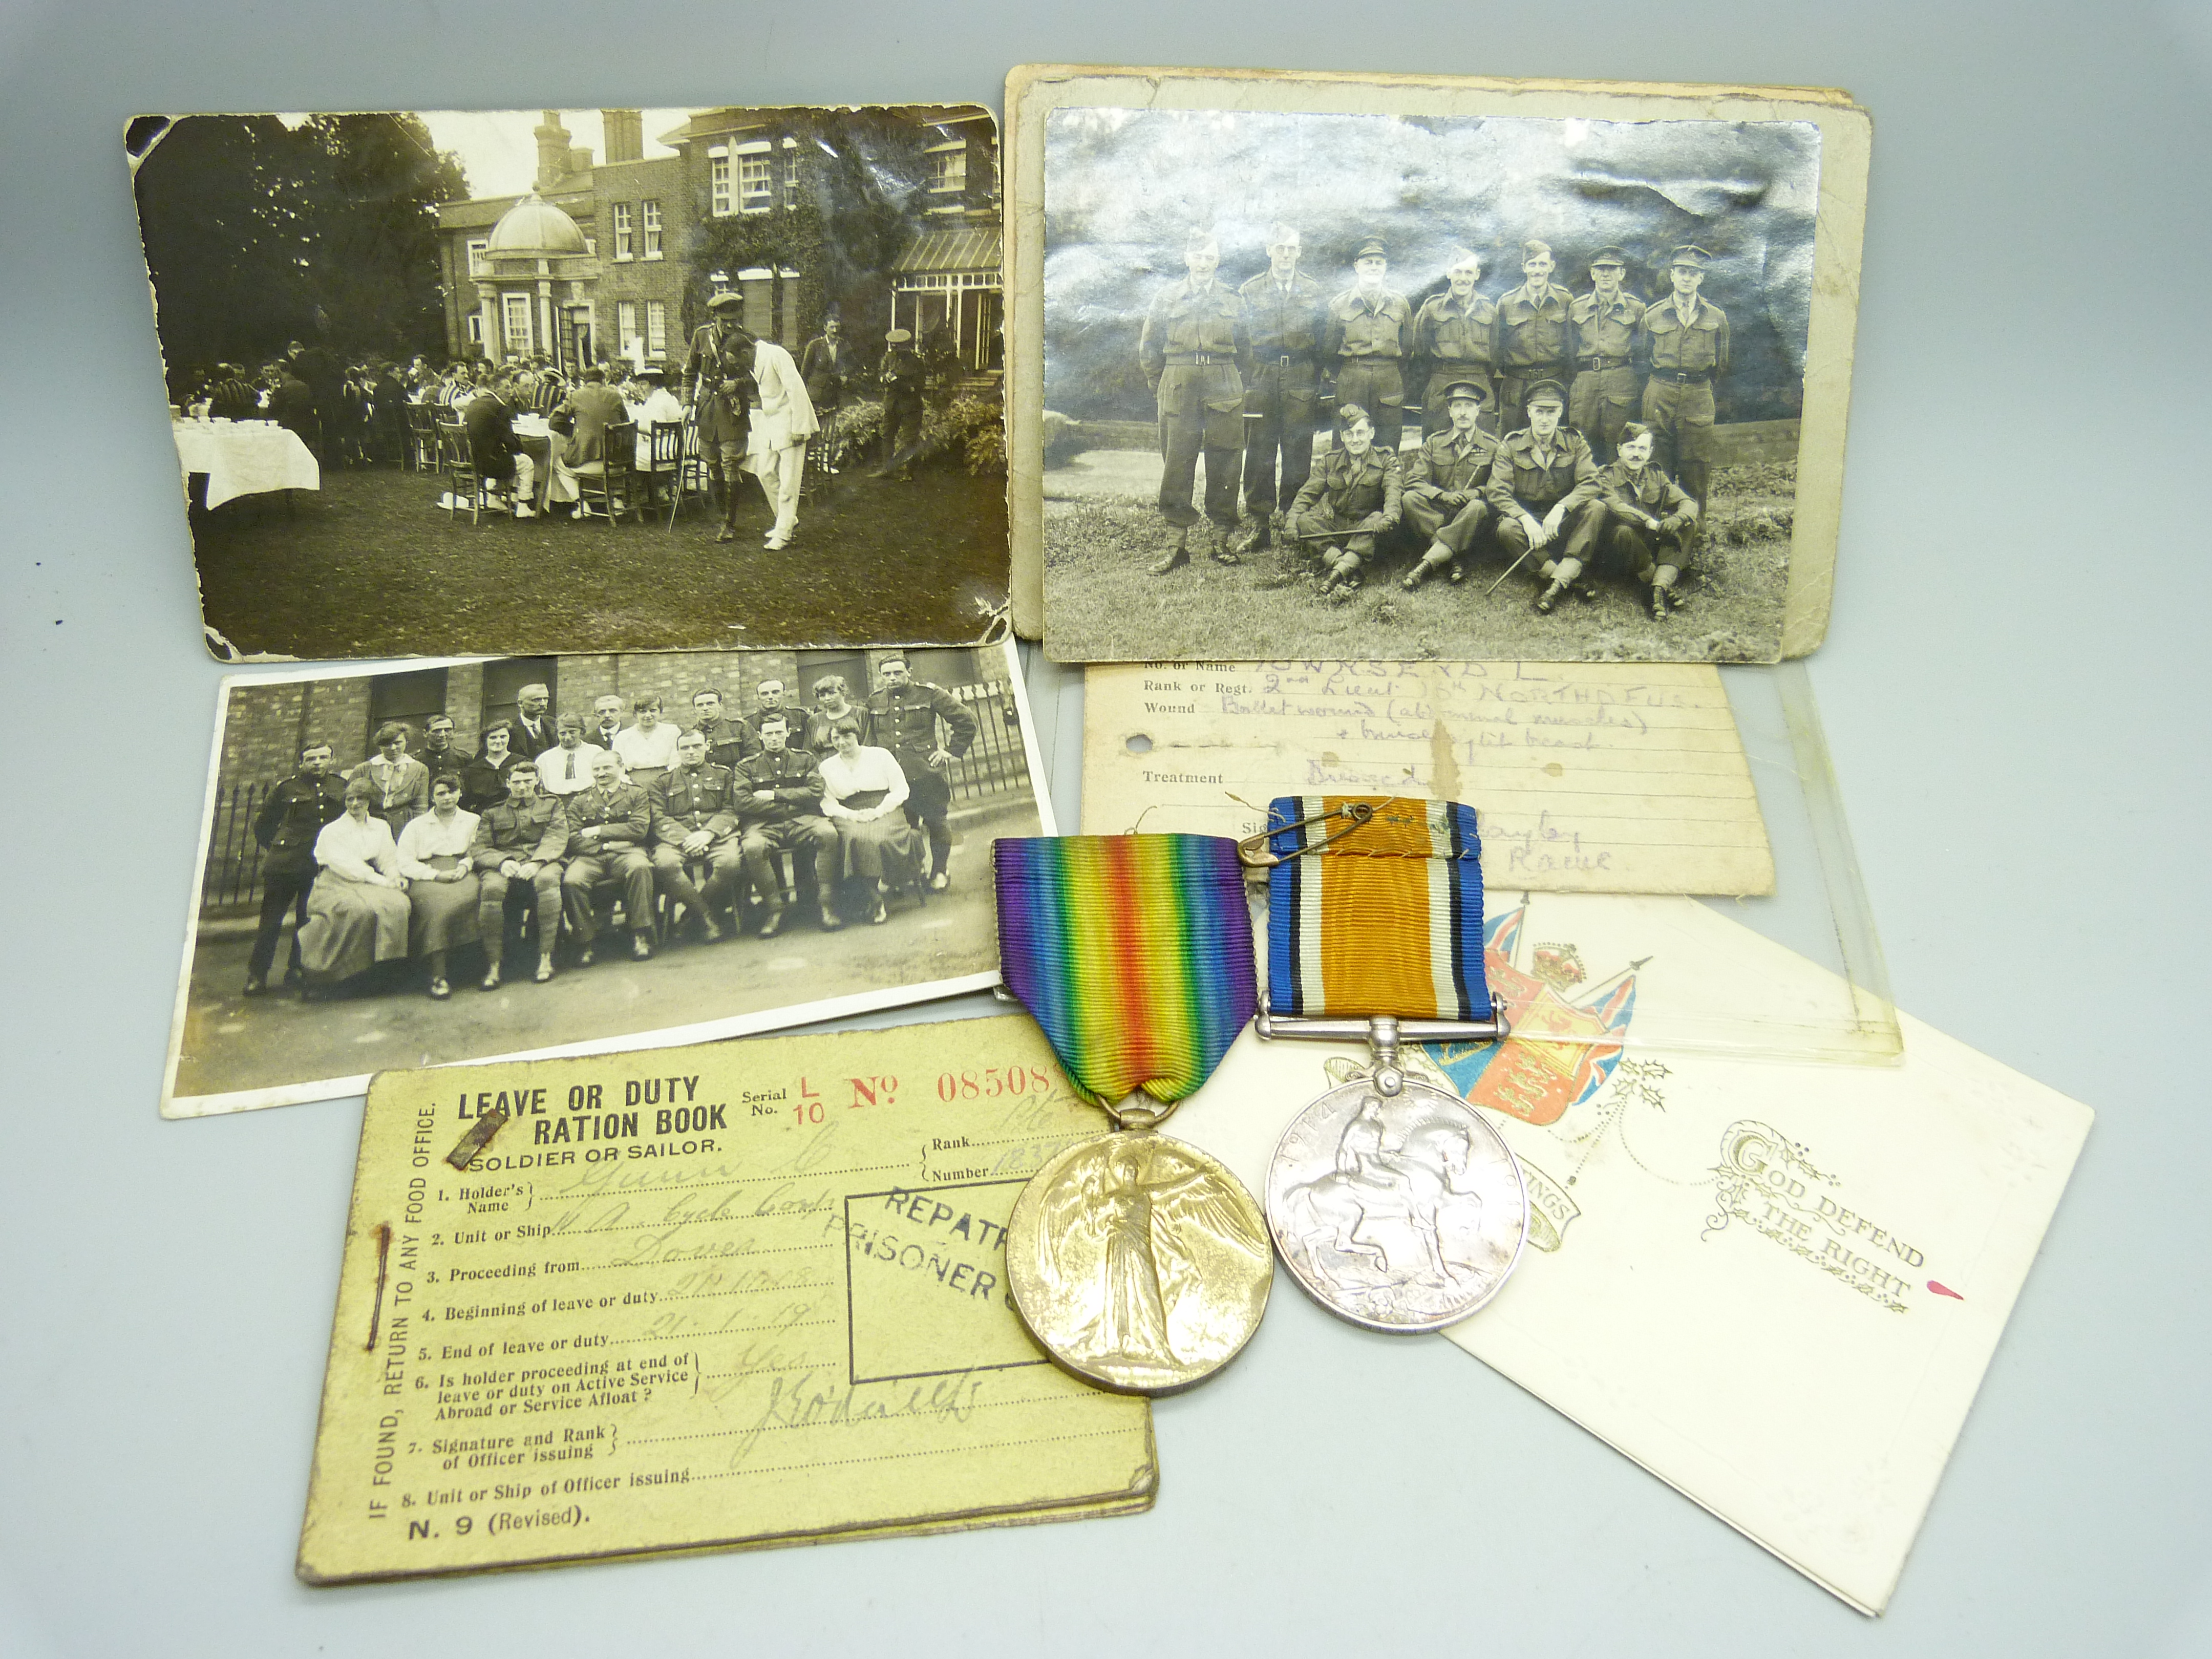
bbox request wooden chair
[439,420,527,523]
[638,420,685,520]
[405,403,442,473]
[572,421,643,525]
[798,430,835,506]
[437,420,484,524]
[664,414,713,531]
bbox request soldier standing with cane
[684,292,756,544]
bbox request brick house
[437,111,691,369]
[435,108,1001,384]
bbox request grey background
[1040,109,1819,421]
[2,2,2207,1654]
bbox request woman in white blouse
[742,335,819,550]
[297,776,412,995]
[818,721,918,925]
[394,772,482,998]
[609,695,682,789]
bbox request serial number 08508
[936,1066,1054,1102]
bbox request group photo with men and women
[165,644,1046,1115]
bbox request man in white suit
[742,334,818,550]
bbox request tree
[681,110,926,348]
[132,115,310,373]
[131,112,468,378]
[290,114,469,360]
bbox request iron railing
[942,678,1032,806]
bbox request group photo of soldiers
[167,646,1045,1114]
[1039,109,1820,664]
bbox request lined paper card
[1081,662,1774,895]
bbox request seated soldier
[648,729,742,944]
[470,763,567,988]
[734,713,840,938]
[461,372,537,517]
[1594,421,1700,618]
[1285,402,1401,594]
[552,367,629,511]
[1398,378,1500,590]
[1485,379,1606,613]
[559,752,655,964]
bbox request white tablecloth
[173,420,321,509]
[511,414,578,505]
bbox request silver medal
[1259,1009,1527,1332]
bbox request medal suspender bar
[1241,796,1508,1076]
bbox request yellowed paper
[1082,661,1774,895]
[298,1017,1153,1584]
[1167,897,2089,1614]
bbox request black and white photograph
[129,105,1009,661]
[1029,82,1865,664]
[163,640,1047,1116]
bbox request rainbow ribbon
[993,835,1257,1109]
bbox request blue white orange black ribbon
[1264,795,1492,1020]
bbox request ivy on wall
[677,110,935,348]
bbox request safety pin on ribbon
[1236,801,1375,868]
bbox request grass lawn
[1041,454,1795,663]
[189,458,1010,660]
